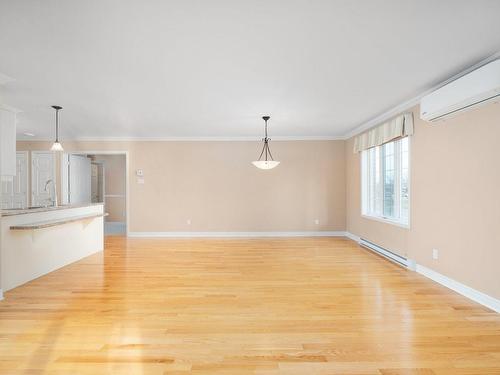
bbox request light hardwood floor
[1,236,499,374]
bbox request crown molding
[0,103,22,113]
[16,135,346,142]
[14,52,500,142]
[343,51,500,139]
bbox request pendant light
[50,105,64,152]
[252,116,280,170]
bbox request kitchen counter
[1,202,104,217]
[9,212,108,230]
[0,203,105,295]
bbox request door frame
[60,151,129,236]
[90,161,105,204]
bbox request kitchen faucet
[44,179,58,207]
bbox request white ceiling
[1,0,500,140]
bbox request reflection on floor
[1,236,499,374]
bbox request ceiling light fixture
[50,105,64,152]
[252,116,280,170]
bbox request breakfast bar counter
[0,203,105,296]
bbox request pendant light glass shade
[50,105,64,152]
[252,116,280,170]
[252,160,280,170]
[50,141,64,151]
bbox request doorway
[62,152,128,235]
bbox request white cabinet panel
[1,152,28,209]
[0,108,16,178]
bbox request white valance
[353,112,414,153]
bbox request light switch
[136,169,143,177]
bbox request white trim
[416,264,500,313]
[344,231,360,243]
[128,231,346,238]
[90,160,105,204]
[360,214,410,229]
[0,103,21,113]
[346,230,500,313]
[16,135,347,142]
[104,194,126,198]
[344,51,500,139]
[0,289,3,301]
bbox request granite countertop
[1,203,104,217]
[10,212,108,230]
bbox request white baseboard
[128,231,347,238]
[416,264,500,313]
[346,231,499,313]
[344,231,360,243]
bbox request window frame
[360,137,411,229]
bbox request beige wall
[17,103,500,300]
[17,140,346,233]
[93,155,126,222]
[345,138,409,257]
[346,102,500,300]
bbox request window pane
[383,169,395,218]
[382,143,395,219]
[361,137,409,226]
[400,169,409,221]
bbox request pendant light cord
[55,108,59,142]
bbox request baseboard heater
[359,238,410,268]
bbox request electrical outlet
[186,219,191,225]
[314,219,320,225]
[432,249,439,260]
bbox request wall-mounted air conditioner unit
[420,59,500,122]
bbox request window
[361,137,409,226]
